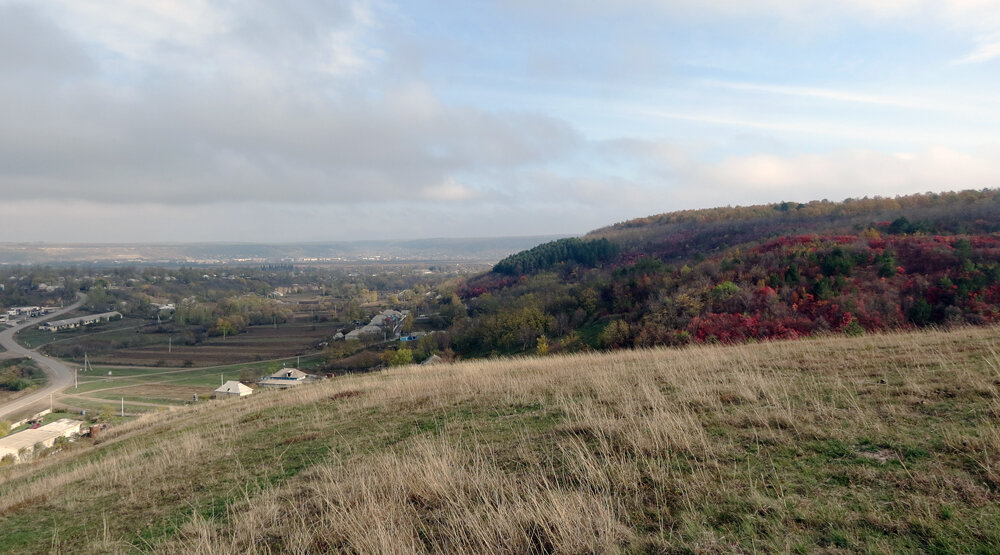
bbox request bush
[0,360,44,391]
[535,336,549,356]
[908,298,933,325]
[0,377,33,391]
[843,319,865,337]
[382,348,414,367]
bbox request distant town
[0,237,565,267]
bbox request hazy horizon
[0,235,571,265]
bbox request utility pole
[121,397,124,417]
[168,337,171,353]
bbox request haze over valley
[0,237,563,266]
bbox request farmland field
[50,321,336,368]
[52,354,325,414]
[88,383,217,404]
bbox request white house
[215,380,253,398]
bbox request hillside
[451,190,1000,356]
[586,189,1000,259]
[1,326,998,552]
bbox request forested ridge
[448,189,1000,356]
[492,238,618,275]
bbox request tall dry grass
[1,326,999,552]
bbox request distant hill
[585,189,1000,262]
[0,236,566,266]
[453,189,1000,355]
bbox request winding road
[0,294,85,421]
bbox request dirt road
[0,295,85,421]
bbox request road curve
[0,294,86,421]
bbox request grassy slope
[1,327,999,553]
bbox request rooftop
[0,419,85,452]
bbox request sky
[1,0,999,243]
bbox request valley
[2,191,1000,551]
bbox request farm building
[258,368,308,388]
[215,380,253,398]
[39,311,122,332]
[344,309,411,342]
[345,324,383,341]
[0,419,85,464]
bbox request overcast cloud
[1,0,999,242]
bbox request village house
[257,368,308,388]
[345,324,383,341]
[343,309,410,342]
[215,380,253,398]
[421,354,444,365]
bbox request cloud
[689,147,1000,203]
[420,177,478,202]
[0,84,580,204]
[702,80,952,112]
[0,1,580,207]
[503,0,1000,61]
[504,0,1000,27]
[0,3,94,76]
[1,0,999,243]
[4,143,999,243]
[592,139,1000,214]
[626,104,999,149]
[953,37,1000,63]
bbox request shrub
[843,319,864,337]
[381,348,414,367]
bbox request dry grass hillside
[2,327,999,553]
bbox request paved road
[0,294,86,421]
